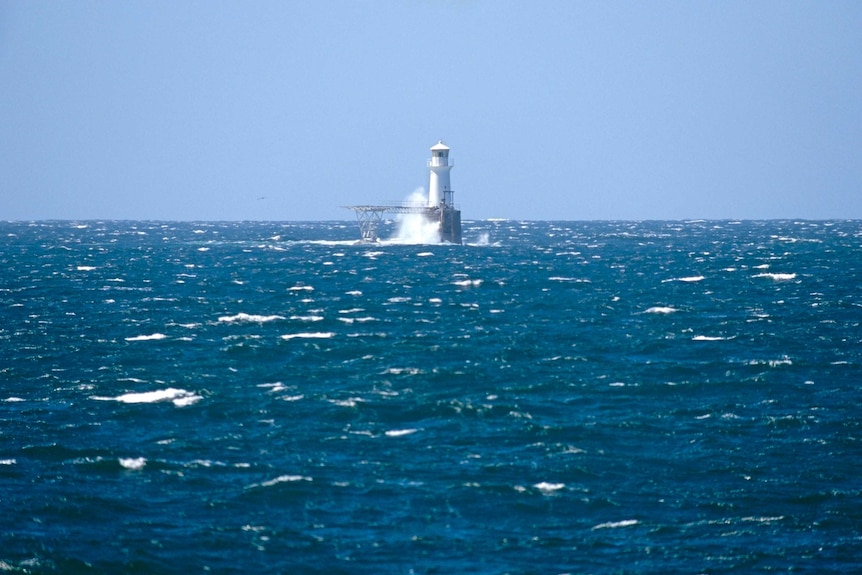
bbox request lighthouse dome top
[430,140,450,151]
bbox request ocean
[1,219,860,574]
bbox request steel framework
[344,204,437,242]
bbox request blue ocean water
[1,219,861,574]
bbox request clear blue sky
[2,1,860,221]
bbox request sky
[1,1,861,221]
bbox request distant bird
[257,196,266,200]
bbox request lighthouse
[344,140,462,244]
[428,140,453,208]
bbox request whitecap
[534,482,565,492]
[329,397,364,407]
[289,315,324,322]
[453,279,483,287]
[752,273,797,281]
[416,252,434,257]
[280,332,334,341]
[0,459,16,465]
[548,276,590,283]
[124,333,167,342]
[692,335,728,341]
[383,367,422,375]
[345,290,363,296]
[218,313,285,323]
[3,397,25,402]
[76,266,97,271]
[260,475,312,487]
[172,394,202,407]
[384,429,418,437]
[92,388,202,407]
[338,308,365,314]
[119,457,147,470]
[747,357,793,367]
[662,275,705,283]
[741,515,784,523]
[288,285,315,291]
[591,519,639,530]
[644,306,678,314]
[258,382,287,393]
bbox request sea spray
[390,188,441,244]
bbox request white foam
[548,277,590,283]
[345,290,363,296]
[119,457,147,470]
[218,313,285,323]
[92,388,202,407]
[258,382,287,393]
[3,397,25,402]
[280,332,334,341]
[289,315,324,322]
[0,459,16,465]
[644,306,678,314]
[591,519,639,530]
[329,397,364,407]
[752,273,797,281]
[663,275,705,283]
[747,357,793,367]
[534,482,565,492]
[172,394,202,407]
[416,252,434,257]
[741,515,785,523]
[125,333,167,342]
[692,335,728,341]
[288,285,315,291]
[383,367,422,375]
[384,428,418,437]
[453,279,483,287]
[260,475,312,487]
[76,266,97,271]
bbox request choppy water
[2,220,861,574]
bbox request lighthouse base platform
[344,204,462,244]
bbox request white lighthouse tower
[428,140,453,207]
